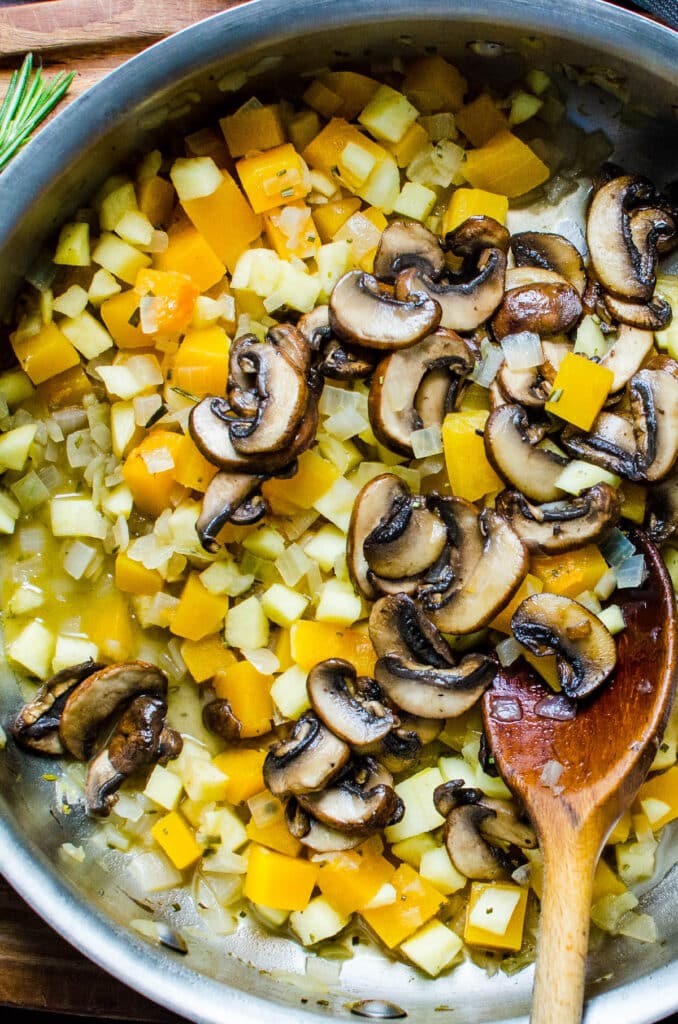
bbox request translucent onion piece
[410,425,443,459]
[500,331,544,370]
[615,555,647,590]
[600,529,636,568]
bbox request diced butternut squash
[182,171,261,273]
[213,748,267,804]
[36,365,92,409]
[151,810,202,870]
[443,187,509,235]
[170,572,229,642]
[442,410,503,502]
[154,223,226,292]
[463,130,549,198]
[317,846,396,917]
[263,202,320,261]
[464,881,528,951]
[11,322,80,385]
[455,94,508,147]
[531,544,608,599]
[81,591,134,661]
[545,353,614,431]
[236,143,311,214]
[172,325,230,397]
[135,268,199,334]
[262,449,339,513]
[122,430,188,516]
[303,78,343,119]
[321,71,380,120]
[245,815,303,857]
[212,660,274,738]
[361,863,444,948]
[635,766,678,831]
[313,196,362,243]
[290,620,376,677]
[220,104,286,158]
[245,844,318,911]
[607,809,632,846]
[115,552,163,595]
[180,633,237,683]
[137,175,176,227]
[402,55,467,113]
[100,289,147,349]
[172,431,219,492]
[385,121,429,168]
[302,119,386,189]
[592,859,627,903]
[490,574,544,633]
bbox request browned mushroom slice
[59,661,168,761]
[286,798,362,851]
[603,291,673,331]
[646,466,678,543]
[203,698,242,741]
[297,757,404,836]
[298,305,332,350]
[484,404,568,503]
[363,487,448,583]
[11,660,104,755]
[630,367,678,481]
[196,471,267,552]
[306,660,397,747]
[491,281,583,341]
[598,325,655,393]
[504,266,567,291]
[228,338,308,456]
[369,593,459,669]
[368,328,476,456]
[495,484,621,554]
[587,174,669,302]
[424,510,528,635]
[316,339,378,380]
[373,219,446,282]
[561,410,638,478]
[263,711,350,797]
[267,322,312,375]
[329,270,441,350]
[395,248,506,332]
[445,216,510,257]
[511,592,617,699]
[496,360,555,408]
[442,803,509,880]
[434,781,536,849]
[85,694,182,817]
[511,231,587,297]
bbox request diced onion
[141,446,175,474]
[63,540,97,580]
[487,695,522,722]
[410,425,443,459]
[470,339,504,387]
[540,759,564,791]
[535,694,577,721]
[318,385,367,417]
[500,331,544,370]
[324,406,369,441]
[275,543,313,587]
[247,791,284,828]
[615,555,647,589]
[600,528,636,567]
[242,647,280,674]
[496,636,522,667]
[66,429,96,468]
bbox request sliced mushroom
[203,699,242,741]
[424,510,529,635]
[263,711,350,797]
[298,305,332,350]
[598,324,655,393]
[445,216,510,258]
[267,322,312,375]
[442,803,508,880]
[646,466,678,543]
[316,339,377,380]
[11,661,104,755]
[329,270,441,350]
[511,592,617,699]
[496,360,555,408]
[377,726,423,773]
[286,799,362,851]
[85,695,182,817]
[434,781,537,849]
[630,367,678,481]
[505,266,568,291]
[395,248,506,332]
[373,220,445,282]
[306,659,397,747]
[297,757,404,836]
[511,231,587,297]
[491,281,583,341]
[368,328,476,455]
[602,291,672,331]
[59,662,168,761]
[196,471,267,552]
[227,338,308,456]
[363,488,448,582]
[495,484,621,554]
[369,592,459,669]
[484,404,568,502]
[587,174,669,301]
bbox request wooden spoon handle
[530,828,599,1024]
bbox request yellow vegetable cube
[361,863,444,948]
[170,573,229,642]
[114,552,163,596]
[464,882,528,950]
[635,766,678,830]
[236,144,311,214]
[463,130,549,198]
[443,187,509,235]
[442,410,503,502]
[213,748,266,804]
[180,633,237,683]
[545,353,614,430]
[151,810,202,870]
[220,104,286,157]
[11,322,80,385]
[245,844,318,911]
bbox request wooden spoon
[481,530,677,1024]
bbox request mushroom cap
[285,799,363,851]
[203,698,242,741]
[11,660,104,756]
[561,410,638,479]
[373,219,446,283]
[491,281,583,341]
[196,471,266,553]
[510,231,587,297]
[484,404,569,503]
[395,248,506,332]
[298,305,333,350]
[317,339,377,380]
[443,803,508,880]
[598,325,655,393]
[445,216,510,258]
[263,711,351,797]
[602,291,672,331]
[329,269,441,350]
[306,659,397,747]
[646,465,678,544]
[630,367,678,482]
[297,757,404,836]
[511,592,617,699]
[434,781,536,848]
[59,661,168,761]
[495,484,621,554]
[267,322,312,375]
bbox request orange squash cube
[531,544,608,599]
[490,574,544,634]
[245,844,318,911]
[463,130,549,198]
[173,325,230,398]
[180,633,237,683]
[81,591,135,662]
[245,815,303,857]
[151,810,202,870]
[212,660,274,738]
[442,187,509,235]
[442,410,503,502]
[545,353,614,431]
[220,104,286,158]
[464,882,528,951]
[135,269,199,334]
[302,119,386,186]
[236,143,312,214]
[170,572,229,642]
[11,322,80,385]
[122,430,188,517]
[455,94,509,147]
[263,202,320,261]
[100,289,147,349]
[313,197,362,243]
[635,766,678,831]
[154,223,226,292]
[114,552,163,595]
[361,863,444,948]
[317,846,396,917]
[261,449,339,512]
[182,171,261,273]
[172,431,219,492]
[213,748,267,804]
[137,175,176,228]
[402,55,467,112]
[36,365,92,409]
[290,620,376,677]
[320,71,380,119]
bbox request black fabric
[627,0,678,29]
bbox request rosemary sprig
[0,54,75,172]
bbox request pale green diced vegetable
[400,920,463,977]
[10,470,49,512]
[438,753,478,789]
[289,895,350,946]
[314,476,358,532]
[640,797,672,827]
[461,735,512,798]
[254,904,290,928]
[144,763,184,810]
[200,806,248,852]
[358,85,419,143]
[97,364,153,401]
[390,832,438,869]
[617,912,657,943]
[192,294,234,328]
[0,368,34,407]
[386,767,446,843]
[232,248,281,293]
[316,433,361,475]
[116,210,154,247]
[88,269,122,306]
[276,261,322,313]
[270,665,311,720]
[225,595,269,649]
[393,181,437,222]
[363,882,397,908]
[574,315,609,358]
[199,557,254,597]
[303,524,346,572]
[308,169,337,198]
[315,579,362,625]
[63,539,97,580]
[594,568,617,601]
[575,589,602,614]
[340,141,378,183]
[650,712,677,771]
[555,460,620,496]
[53,222,91,267]
[357,153,400,213]
[0,423,37,472]
[242,526,286,560]
[92,232,152,285]
[655,276,678,358]
[315,241,352,299]
[170,157,222,201]
[597,604,625,635]
[100,182,139,231]
[509,91,543,125]
[52,635,99,674]
[419,846,467,895]
[128,850,182,892]
[615,838,657,884]
[39,288,53,325]
[50,496,107,539]
[60,310,114,360]
[101,483,134,520]
[7,620,55,678]
[468,887,521,935]
[53,285,89,318]
[7,585,44,615]
[0,496,19,534]
[136,149,162,183]
[590,891,638,933]
[526,69,551,95]
[261,583,309,628]
[110,401,139,458]
[182,758,229,803]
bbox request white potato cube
[386,767,446,843]
[270,665,310,720]
[8,620,55,679]
[52,635,99,673]
[400,920,463,976]
[289,896,349,946]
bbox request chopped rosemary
[0,54,75,172]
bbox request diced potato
[289,895,349,946]
[315,579,362,625]
[170,157,223,201]
[270,664,311,720]
[225,595,269,650]
[7,620,55,679]
[50,497,107,539]
[386,767,446,843]
[0,423,37,472]
[400,920,463,976]
[54,222,90,267]
[144,763,184,810]
[261,583,309,628]
[52,635,99,673]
